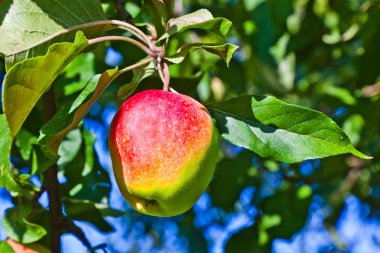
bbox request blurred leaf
[197,72,211,102]
[157,9,232,43]
[117,61,156,100]
[343,114,365,146]
[38,68,118,159]
[0,241,14,253]
[64,200,114,232]
[2,205,47,244]
[57,129,83,166]
[60,128,111,203]
[262,185,312,239]
[208,95,371,163]
[0,115,21,191]
[97,206,130,217]
[3,32,88,141]
[61,53,97,96]
[134,0,167,35]
[167,43,238,66]
[0,0,105,68]
[317,83,357,105]
[31,146,55,175]
[15,129,37,161]
[226,226,267,253]
[210,150,254,209]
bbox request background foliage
[1,0,380,252]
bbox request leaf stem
[60,217,105,253]
[117,57,155,76]
[88,36,152,55]
[19,20,155,55]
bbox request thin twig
[60,217,106,253]
[27,187,46,220]
[88,35,152,55]
[117,57,155,76]
[18,20,154,53]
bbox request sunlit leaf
[0,0,105,68]
[208,95,371,163]
[157,9,232,43]
[0,115,21,191]
[38,68,118,159]
[167,43,238,66]
[2,32,88,141]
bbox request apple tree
[0,0,376,252]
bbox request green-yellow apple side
[109,89,219,217]
[6,239,51,253]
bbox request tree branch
[42,88,62,253]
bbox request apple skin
[109,90,219,217]
[6,239,51,253]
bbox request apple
[109,90,219,217]
[6,239,51,253]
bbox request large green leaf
[0,115,21,192]
[166,43,238,65]
[156,9,232,43]
[0,0,105,67]
[2,32,88,141]
[38,68,119,159]
[208,95,371,163]
[2,205,47,244]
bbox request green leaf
[166,43,238,66]
[2,205,47,244]
[0,0,105,68]
[57,129,83,166]
[134,0,168,35]
[207,95,371,163]
[15,129,37,161]
[262,186,312,239]
[62,128,111,203]
[2,32,89,141]
[38,68,118,159]
[31,146,55,175]
[0,115,21,192]
[209,150,254,209]
[0,241,14,253]
[156,9,232,43]
[117,61,156,100]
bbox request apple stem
[88,36,152,55]
[163,61,170,91]
[158,58,170,91]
